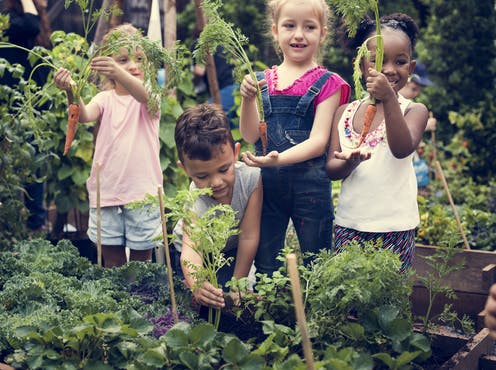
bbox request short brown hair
[175,103,235,163]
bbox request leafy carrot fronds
[329,0,383,101]
[329,0,383,147]
[195,0,264,123]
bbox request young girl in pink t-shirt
[54,24,162,267]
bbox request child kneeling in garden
[173,103,263,309]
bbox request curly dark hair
[175,103,235,163]
[347,13,419,52]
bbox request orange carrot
[356,103,377,148]
[63,103,80,155]
[259,121,267,155]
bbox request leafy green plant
[195,0,268,152]
[414,237,472,334]
[329,0,383,100]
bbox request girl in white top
[54,24,162,267]
[325,13,428,271]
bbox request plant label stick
[96,162,102,267]
[287,253,315,370]
[158,185,178,323]
[434,161,470,250]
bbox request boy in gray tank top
[173,103,262,310]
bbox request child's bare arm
[180,232,225,308]
[485,284,496,339]
[325,104,367,179]
[367,68,428,158]
[53,67,100,123]
[91,56,149,104]
[239,74,265,143]
[242,90,341,167]
[233,177,262,280]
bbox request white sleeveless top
[334,94,419,232]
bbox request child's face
[272,1,327,66]
[362,28,415,93]
[113,47,144,80]
[179,142,240,205]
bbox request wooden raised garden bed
[412,244,496,328]
[434,327,495,370]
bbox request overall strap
[295,71,333,116]
[256,71,271,116]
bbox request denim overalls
[254,71,333,275]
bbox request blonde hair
[267,0,330,29]
[99,23,141,90]
[267,0,331,60]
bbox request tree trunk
[193,0,221,105]
[163,0,177,97]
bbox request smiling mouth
[290,43,306,48]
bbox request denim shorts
[87,204,162,250]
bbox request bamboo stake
[286,253,315,370]
[434,161,470,250]
[158,185,178,322]
[96,162,102,267]
[429,112,438,181]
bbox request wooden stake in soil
[286,253,315,370]
[435,160,470,250]
[96,162,102,267]
[158,185,178,323]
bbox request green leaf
[179,350,199,369]
[164,327,189,348]
[395,350,422,367]
[372,352,394,368]
[340,322,365,341]
[385,319,412,342]
[189,322,217,347]
[159,122,176,148]
[57,164,74,180]
[140,347,168,366]
[377,305,400,330]
[222,337,249,364]
[238,354,265,370]
[409,333,431,353]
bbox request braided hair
[347,13,419,53]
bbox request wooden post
[96,162,102,267]
[163,0,177,97]
[158,186,178,323]
[92,0,111,46]
[434,161,470,250]
[193,0,221,105]
[286,253,315,370]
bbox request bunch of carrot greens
[0,0,186,156]
[329,0,383,148]
[195,0,268,154]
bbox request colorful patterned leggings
[334,225,416,272]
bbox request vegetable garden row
[1,0,496,369]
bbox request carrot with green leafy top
[63,79,80,155]
[63,102,80,155]
[329,0,383,148]
[356,103,377,148]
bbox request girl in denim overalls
[239,0,350,276]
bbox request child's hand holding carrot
[54,67,75,93]
[365,67,397,102]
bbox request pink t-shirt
[86,90,162,208]
[264,65,350,107]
